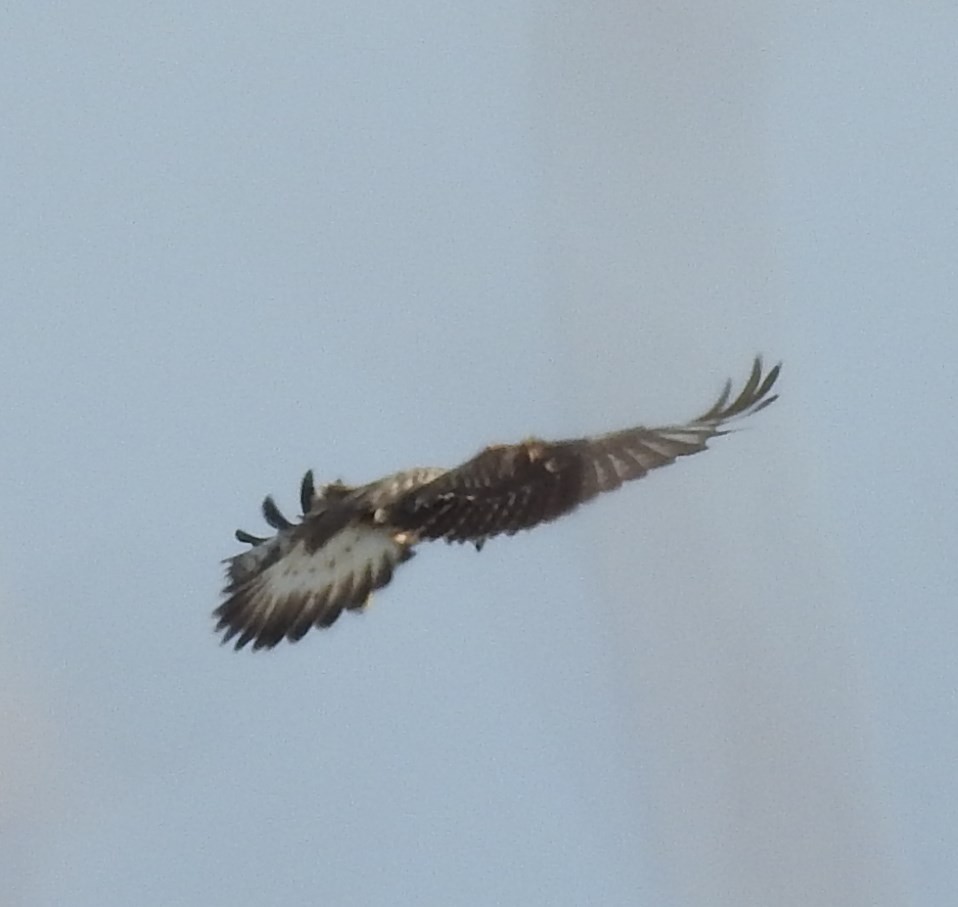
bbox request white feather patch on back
[217,523,414,649]
[251,524,403,613]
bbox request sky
[2,4,956,906]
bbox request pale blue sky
[1,4,955,906]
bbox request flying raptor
[215,356,780,650]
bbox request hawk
[215,356,779,650]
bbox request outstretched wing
[214,492,415,651]
[391,357,779,545]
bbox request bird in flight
[215,357,780,650]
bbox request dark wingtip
[262,495,293,530]
[756,360,782,399]
[235,528,267,546]
[300,470,316,515]
[699,356,781,423]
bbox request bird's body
[215,357,780,650]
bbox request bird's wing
[214,501,414,651]
[391,357,779,545]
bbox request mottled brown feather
[390,357,779,544]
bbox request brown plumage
[214,356,780,650]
